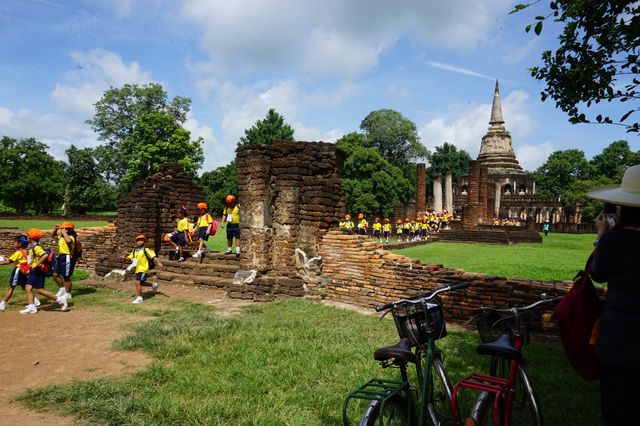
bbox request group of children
[0,195,243,310]
[0,223,78,314]
[339,210,453,243]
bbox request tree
[0,137,65,214]
[359,109,428,169]
[200,161,238,216]
[514,1,640,133]
[532,149,593,201]
[340,147,412,217]
[237,108,295,150]
[65,145,116,214]
[87,83,200,194]
[426,142,471,186]
[590,140,640,181]
[335,132,371,155]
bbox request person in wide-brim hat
[588,164,640,207]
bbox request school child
[422,218,430,240]
[126,234,163,304]
[51,222,77,301]
[357,213,368,235]
[403,218,412,241]
[396,219,404,242]
[222,195,241,258]
[20,228,68,314]
[0,235,40,311]
[168,208,190,261]
[344,215,355,233]
[372,218,382,242]
[382,218,391,243]
[192,202,214,258]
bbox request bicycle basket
[475,310,530,345]
[392,299,447,346]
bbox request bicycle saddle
[374,337,416,364]
[476,334,523,362]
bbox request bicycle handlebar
[375,283,470,312]
[471,295,563,317]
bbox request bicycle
[450,295,561,426]
[342,283,470,426]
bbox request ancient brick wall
[96,163,203,274]
[317,231,605,330]
[236,140,345,275]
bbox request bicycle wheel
[427,356,456,425]
[509,365,543,426]
[359,394,410,426]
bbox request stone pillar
[433,174,443,212]
[494,182,501,218]
[416,163,426,213]
[463,161,480,229]
[445,171,453,213]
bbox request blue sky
[1,0,637,173]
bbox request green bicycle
[343,283,469,426]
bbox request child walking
[192,202,214,258]
[222,195,241,258]
[126,234,163,304]
[168,208,190,261]
[51,222,77,301]
[20,228,68,314]
[0,235,40,311]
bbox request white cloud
[516,142,554,172]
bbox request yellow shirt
[372,222,382,231]
[223,206,240,225]
[383,224,391,232]
[358,219,368,229]
[344,220,354,230]
[177,217,190,232]
[9,249,28,268]
[197,213,213,228]
[57,235,75,255]
[128,247,157,274]
[29,244,46,267]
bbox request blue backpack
[38,246,57,277]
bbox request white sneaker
[34,297,41,307]
[192,251,201,258]
[132,296,144,304]
[64,293,73,301]
[0,301,6,311]
[20,305,37,314]
[151,282,159,291]
[55,288,65,298]
[57,297,68,311]
[178,257,185,262]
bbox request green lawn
[393,233,595,282]
[17,299,600,425]
[0,219,111,230]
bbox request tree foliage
[237,108,295,150]
[426,142,471,186]
[200,161,238,216]
[0,137,65,214]
[514,1,640,133]
[87,83,202,195]
[532,149,593,201]
[359,109,428,168]
[65,145,116,214]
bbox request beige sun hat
[588,164,640,207]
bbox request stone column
[494,182,501,218]
[416,163,426,213]
[433,174,443,212]
[445,171,453,213]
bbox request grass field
[393,233,595,282]
[16,298,600,425]
[0,219,111,230]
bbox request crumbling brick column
[416,163,426,213]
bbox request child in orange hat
[192,202,215,258]
[51,221,78,301]
[222,195,241,258]
[125,234,163,304]
[383,218,391,243]
[0,235,39,311]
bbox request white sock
[226,248,232,253]
[236,248,240,254]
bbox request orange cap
[225,195,236,204]
[384,218,390,222]
[197,202,208,209]
[27,228,43,241]
[345,214,351,220]
[396,219,402,224]
[358,213,364,219]
[135,234,146,241]
[61,221,74,229]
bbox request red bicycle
[451,295,561,426]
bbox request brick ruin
[95,162,203,275]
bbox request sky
[0,0,637,174]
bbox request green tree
[513,1,639,132]
[426,142,471,186]
[65,145,116,214]
[200,161,238,216]
[341,147,412,216]
[335,131,371,155]
[0,137,65,214]
[237,108,295,150]
[590,140,640,181]
[87,83,200,194]
[359,109,428,169]
[532,149,593,202]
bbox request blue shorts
[358,229,366,235]
[170,232,187,247]
[373,230,381,237]
[9,267,27,288]
[54,254,76,278]
[135,272,149,282]
[197,226,209,241]
[27,268,46,289]
[383,231,390,237]
[226,224,240,240]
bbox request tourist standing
[543,221,550,236]
[222,195,241,258]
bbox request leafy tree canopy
[426,142,471,185]
[237,108,294,150]
[532,149,593,201]
[65,145,116,214]
[590,140,640,181]
[0,137,65,214]
[513,1,640,133]
[200,161,238,216]
[359,109,428,169]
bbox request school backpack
[143,248,155,270]
[206,213,217,236]
[38,246,57,277]
[73,237,83,260]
